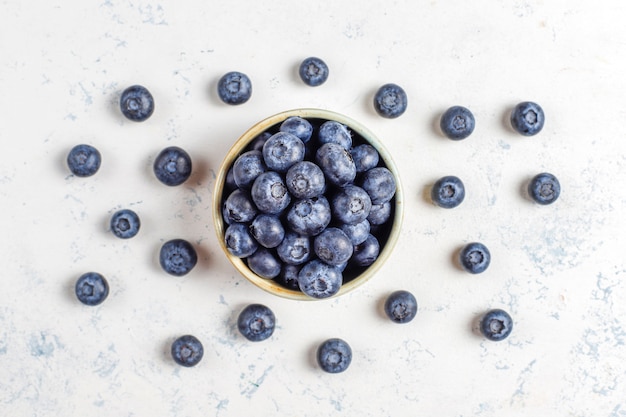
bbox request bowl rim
[213,108,404,301]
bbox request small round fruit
[110,209,141,239]
[217,71,252,105]
[75,272,109,306]
[459,242,491,274]
[237,304,276,342]
[171,335,204,367]
[120,85,154,122]
[480,309,513,341]
[317,338,352,373]
[153,146,192,186]
[67,144,101,177]
[440,106,475,140]
[528,172,560,205]
[298,260,343,299]
[384,290,418,324]
[159,239,198,276]
[431,176,465,209]
[373,83,407,118]
[510,101,545,136]
[299,57,329,87]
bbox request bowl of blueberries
[214,108,403,300]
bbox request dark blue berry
[459,242,490,274]
[251,171,291,214]
[171,335,203,367]
[299,57,329,87]
[431,176,465,209]
[360,167,396,204]
[75,272,109,306]
[246,247,281,279]
[286,161,326,199]
[262,132,305,173]
[279,264,301,290]
[528,172,560,205]
[248,131,272,152]
[110,209,140,239]
[223,189,257,224]
[480,309,513,341]
[331,185,372,225]
[233,150,266,190]
[237,304,276,342]
[315,143,356,187]
[298,259,343,299]
[314,227,353,266]
[367,201,392,226]
[249,214,285,248]
[351,234,380,267]
[440,106,475,140]
[350,144,379,173]
[153,146,192,186]
[317,338,352,373]
[67,144,101,177]
[286,196,331,236]
[120,85,154,122]
[384,290,418,324]
[217,71,252,105]
[510,101,544,136]
[277,232,312,265]
[318,120,352,149]
[225,223,258,257]
[340,219,370,245]
[373,83,407,118]
[280,116,313,143]
[160,239,198,276]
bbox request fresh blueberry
[225,166,237,192]
[171,335,204,367]
[480,309,513,341]
[373,83,407,118]
[298,259,343,299]
[262,132,305,173]
[315,143,356,187]
[278,264,301,290]
[314,227,354,266]
[120,85,154,122]
[277,232,312,265]
[110,209,141,239]
[351,234,380,267]
[350,144,379,173]
[249,214,285,248]
[286,196,332,236]
[459,242,490,274]
[440,106,475,140]
[153,146,192,186]
[233,150,267,190]
[367,201,392,226]
[286,161,326,199]
[340,219,370,245]
[431,175,465,209]
[318,120,352,149]
[510,101,544,136]
[248,131,272,152]
[251,171,291,214]
[237,304,276,342]
[246,247,281,279]
[299,57,329,87]
[384,290,418,324]
[528,172,560,205]
[223,189,258,224]
[317,338,352,373]
[75,272,109,306]
[360,167,396,204]
[331,185,372,225]
[280,116,313,143]
[67,144,101,177]
[224,223,258,257]
[217,71,252,105]
[159,239,198,276]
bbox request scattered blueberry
[225,223,259,257]
[367,201,392,226]
[217,71,252,105]
[351,234,380,267]
[67,144,101,177]
[360,167,396,204]
[237,304,276,342]
[262,132,305,172]
[340,219,370,245]
[171,335,204,367]
[440,106,475,140]
[373,83,407,118]
[317,338,352,373]
[280,116,313,143]
[528,172,560,205]
[286,196,332,236]
[249,214,285,248]
[318,120,352,149]
[298,259,343,299]
[223,189,258,224]
[120,85,154,122]
[332,185,372,225]
[153,146,192,186]
[75,272,109,306]
[246,247,281,279]
[459,242,490,274]
[431,176,465,209]
[315,143,356,187]
[233,150,267,190]
[251,171,291,214]
[277,232,312,265]
[480,309,513,341]
[384,290,418,324]
[510,101,544,136]
[159,239,198,276]
[286,161,326,199]
[110,209,141,239]
[350,144,379,173]
[299,57,329,87]
[314,227,354,266]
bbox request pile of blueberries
[67,56,558,372]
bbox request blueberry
[233,150,267,190]
[280,116,313,143]
[248,131,272,152]
[237,304,276,342]
[286,161,326,199]
[278,264,301,290]
[110,209,141,239]
[340,219,370,245]
[367,201,392,226]
[318,120,352,149]
[317,338,352,373]
[160,239,198,276]
[331,185,372,225]
[224,223,259,257]
[440,106,475,140]
[251,171,291,214]
[153,146,192,186]
[67,144,101,177]
[217,71,252,105]
[75,272,109,306]
[223,189,258,224]
[286,196,331,236]
[431,176,465,209]
[314,227,353,266]
[459,242,490,274]
[350,144,379,173]
[373,83,407,119]
[384,290,418,324]
[510,101,544,136]
[528,172,560,205]
[277,232,312,265]
[299,57,329,87]
[298,259,343,299]
[246,247,281,279]
[249,214,285,248]
[480,309,513,341]
[262,132,305,173]
[351,234,380,267]
[225,166,237,192]
[315,143,356,187]
[171,335,204,367]
[120,85,154,122]
[361,167,396,204]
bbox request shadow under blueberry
[451,245,465,272]
[518,175,534,202]
[430,110,445,138]
[469,311,485,338]
[501,105,516,134]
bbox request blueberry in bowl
[213,109,403,300]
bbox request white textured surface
[1,1,625,416]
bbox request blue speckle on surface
[29,332,62,357]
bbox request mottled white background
[1,0,625,416]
